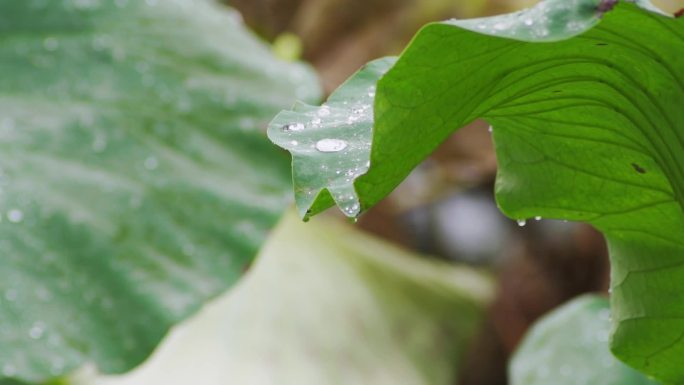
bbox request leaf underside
[0,0,319,383]
[269,0,684,382]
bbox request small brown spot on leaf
[631,163,646,174]
[675,8,684,18]
[597,0,618,14]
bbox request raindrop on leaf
[315,139,347,153]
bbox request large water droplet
[315,139,347,153]
[517,219,526,227]
[534,216,542,221]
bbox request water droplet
[367,86,376,98]
[29,321,46,339]
[7,209,23,223]
[43,37,59,51]
[144,156,158,170]
[312,117,322,126]
[283,122,304,132]
[315,139,347,153]
[487,125,493,133]
[534,216,542,221]
[517,219,526,227]
[318,106,331,117]
[289,140,298,146]
[524,18,534,26]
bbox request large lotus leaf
[69,209,492,385]
[510,295,660,385]
[0,0,319,383]
[268,0,684,382]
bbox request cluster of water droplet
[272,83,379,217]
[449,0,603,42]
[515,216,543,227]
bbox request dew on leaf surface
[283,122,304,132]
[315,138,347,153]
